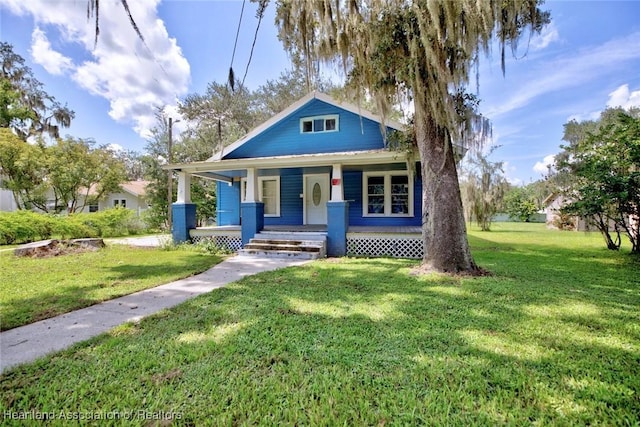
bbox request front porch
[189,225,423,259]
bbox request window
[363,172,413,217]
[300,115,339,134]
[391,175,409,214]
[367,176,385,214]
[241,176,281,217]
[89,202,99,213]
[261,179,278,216]
[113,199,126,208]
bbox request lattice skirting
[191,235,243,252]
[347,236,423,259]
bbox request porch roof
[164,149,415,182]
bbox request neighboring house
[543,193,612,231]
[73,180,150,215]
[166,91,426,258]
[0,180,150,216]
[89,180,150,216]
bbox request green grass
[0,246,222,331]
[1,223,639,425]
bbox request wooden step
[244,242,321,252]
[238,236,327,260]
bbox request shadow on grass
[1,254,222,331]
[1,239,639,424]
[103,254,222,282]
[0,283,106,331]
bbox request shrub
[192,238,233,255]
[68,208,138,238]
[0,208,151,245]
[0,211,54,244]
[552,213,576,231]
[51,215,97,239]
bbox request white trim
[167,149,415,173]
[330,163,344,202]
[362,171,413,217]
[241,176,281,217]
[176,172,191,203]
[300,114,339,134]
[206,91,404,161]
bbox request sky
[0,0,639,185]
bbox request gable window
[363,172,413,217]
[241,176,281,217]
[113,199,126,208]
[300,115,339,134]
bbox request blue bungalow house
[167,92,424,258]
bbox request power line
[228,0,246,92]
[241,0,267,88]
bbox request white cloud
[486,31,640,118]
[531,22,559,51]
[606,84,640,109]
[564,84,640,122]
[533,154,555,175]
[30,27,73,75]
[3,0,191,138]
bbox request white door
[304,174,329,224]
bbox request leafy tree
[0,43,74,140]
[504,186,539,222]
[140,111,173,229]
[0,131,127,213]
[0,129,48,209]
[47,137,127,213]
[115,149,146,181]
[555,108,640,252]
[254,67,339,118]
[180,81,257,156]
[274,0,549,273]
[460,148,509,231]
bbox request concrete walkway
[0,255,310,373]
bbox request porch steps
[238,232,327,260]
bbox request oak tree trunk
[415,107,479,273]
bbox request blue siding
[216,169,422,227]
[264,171,304,226]
[225,99,390,159]
[216,181,241,225]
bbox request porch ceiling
[164,149,414,175]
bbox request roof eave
[166,149,416,174]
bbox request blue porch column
[172,203,196,243]
[327,201,349,256]
[172,172,196,243]
[241,202,264,246]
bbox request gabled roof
[85,181,149,197]
[120,181,149,197]
[207,91,405,161]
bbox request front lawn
[1,224,638,425]
[0,246,223,331]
